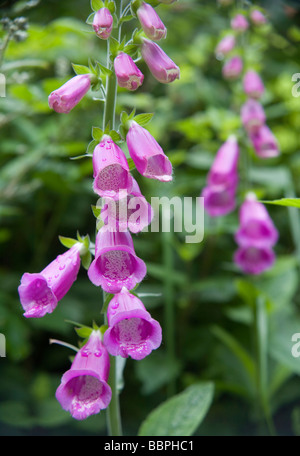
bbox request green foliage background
[1,0,300,436]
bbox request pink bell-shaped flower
[241,99,266,133]
[234,245,275,275]
[249,125,280,158]
[141,38,180,84]
[235,193,278,248]
[202,184,236,217]
[56,331,112,420]
[88,227,147,293]
[222,56,243,79]
[126,121,172,182]
[207,136,239,188]
[103,288,162,360]
[92,135,133,199]
[18,244,82,318]
[137,2,167,41]
[114,53,144,91]
[101,177,154,234]
[231,14,249,32]
[92,7,113,39]
[243,70,265,99]
[48,75,91,114]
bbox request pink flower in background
[18,244,82,318]
[249,124,280,158]
[48,75,91,114]
[101,178,154,234]
[56,331,111,420]
[241,99,266,133]
[141,38,180,83]
[126,121,173,182]
[215,35,236,57]
[103,288,162,360]
[222,56,243,79]
[207,136,239,188]
[250,9,267,25]
[243,70,265,99]
[137,2,167,41]
[88,227,147,293]
[231,14,249,32]
[202,184,236,217]
[234,245,275,275]
[93,7,113,39]
[92,135,133,199]
[114,53,144,91]
[235,193,278,247]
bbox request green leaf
[92,126,104,141]
[58,235,78,249]
[96,62,113,77]
[72,63,91,75]
[133,113,154,126]
[261,198,300,209]
[91,205,101,219]
[81,250,92,270]
[109,37,121,58]
[91,0,104,11]
[138,382,214,436]
[119,14,134,24]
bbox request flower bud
[250,10,267,25]
[241,99,266,133]
[231,14,249,32]
[93,7,113,40]
[48,74,91,114]
[207,136,239,188]
[222,56,243,79]
[114,53,144,91]
[243,70,265,99]
[215,35,236,58]
[137,2,167,41]
[141,38,180,84]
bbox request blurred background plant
[1,0,300,436]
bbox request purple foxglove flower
[141,38,180,84]
[231,14,249,32]
[103,288,162,360]
[92,135,133,199]
[126,121,172,182]
[18,244,81,318]
[88,227,147,293]
[207,136,239,188]
[243,70,265,99]
[114,53,144,91]
[93,7,113,39]
[250,10,267,25]
[234,245,275,275]
[56,331,111,420]
[101,177,154,234]
[137,2,167,41]
[48,75,91,114]
[201,184,236,217]
[222,56,243,80]
[215,35,236,57]
[249,125,280,158]
[235,193,278,248]
[241,99,266,133]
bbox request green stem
[103,0,123,437]
[253,295,276,436]
[0,31,12,70]
[162,220,176,397]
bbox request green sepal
[133,112,154,126]
[86,12,95,24]
[100,324,108,336]
[72,63,91,75]
[91,204,102,219]
[101,293,114,314]
[91,0,104,11]
[70,154,93,160]
[58,235,78,249]
[75,326,94,339]
[87,139,98,154]
[130,0,142,16]
[92,126,104,141]
[81,250,92,270]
